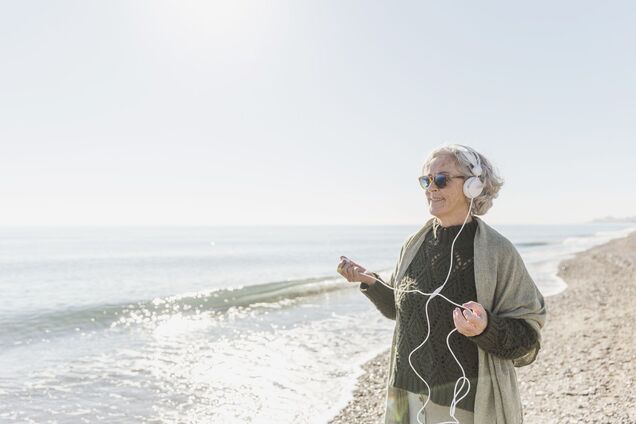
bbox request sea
[1,222,635,423]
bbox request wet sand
[328,231,636,424]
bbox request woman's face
[423,154,470,224]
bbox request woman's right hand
[337,256,377,285]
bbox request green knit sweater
[360,219,538,412]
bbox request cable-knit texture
[394,219,479,412]
[360,218,539,413]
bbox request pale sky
[1,1,635,226]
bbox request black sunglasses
[418,173,466,189]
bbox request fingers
[337,257,353,277]
[336,258,346,273]
[338,258,351,277]
[340,256,363,269]
[461,308,473,321]
[347,265,362,281]
[454,307,473,324]
[341,262,352,280]
[453,308,474,334]
[462,301,478,311]
[462,301,485,318]
[455,307,485,337]
[337,257,366,282]
[336,261,345,276]
[455,302,488,336]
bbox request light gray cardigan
[380,216,547,424]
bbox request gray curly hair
[421,144,504,216]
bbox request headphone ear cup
[463,177,484,199]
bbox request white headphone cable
[351,198,477,424]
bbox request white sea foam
[522,224,636,297]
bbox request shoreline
[328,231,636,424]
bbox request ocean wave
[0,273,371,343]
[515,241,551,247]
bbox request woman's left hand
[453,301,488,336]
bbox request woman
[337,144,546,424]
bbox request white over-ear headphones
[455,145,484,199]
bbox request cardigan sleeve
[467,309,540,360]
[359,234,414,321]
[360,272,396,320]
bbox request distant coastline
[589,215,636,223]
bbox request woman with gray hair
[337,144,546,423]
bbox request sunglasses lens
[419,174,449,189]
[434,174,448,188]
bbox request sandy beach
[328,231,636,424]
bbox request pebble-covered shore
[328,231,636,424]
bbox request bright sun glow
[147,0,277,52]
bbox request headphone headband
[455,145,482,177]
